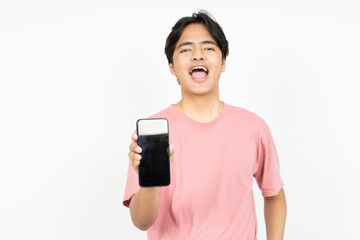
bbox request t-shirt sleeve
[254,121,284,197]
[123,131,140,208]
[123,156,140,208]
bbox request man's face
[169,23,226,96]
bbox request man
[124,10,287,239]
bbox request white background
[1,0,359,239]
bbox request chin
[185,86,217,96]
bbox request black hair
[165,10,229,64]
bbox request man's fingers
[130,130,141,153]
[132,131,138,143]
[130,150,141,174]
[129,142,142,153]
[132,159,140,172]
[129,150,142,160]
[130,131,140,173]
[132,158,140,166]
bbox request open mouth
[189,66,209,80]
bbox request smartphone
[136,118,170,187]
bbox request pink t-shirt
[123,102,284,239]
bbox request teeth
[189,66,208,74]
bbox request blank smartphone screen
[136,118,170,187]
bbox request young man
[124,10,287,239]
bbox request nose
[193,56,204,61]
[192,47,205,61]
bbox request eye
[205,47,215,51]
[180,49,191,53]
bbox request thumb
[169,143,174,154]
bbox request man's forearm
[129,187,160,231]
[264,188,287,240]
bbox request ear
[221,59,226,73]
[169,63,177,76]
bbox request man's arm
[129,187,160,231]
[264,188,287,240]
[127,131,174,231]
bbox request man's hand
[128,131,175,174]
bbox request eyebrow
[176,40,218,49]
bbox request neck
[174,94,224,123]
